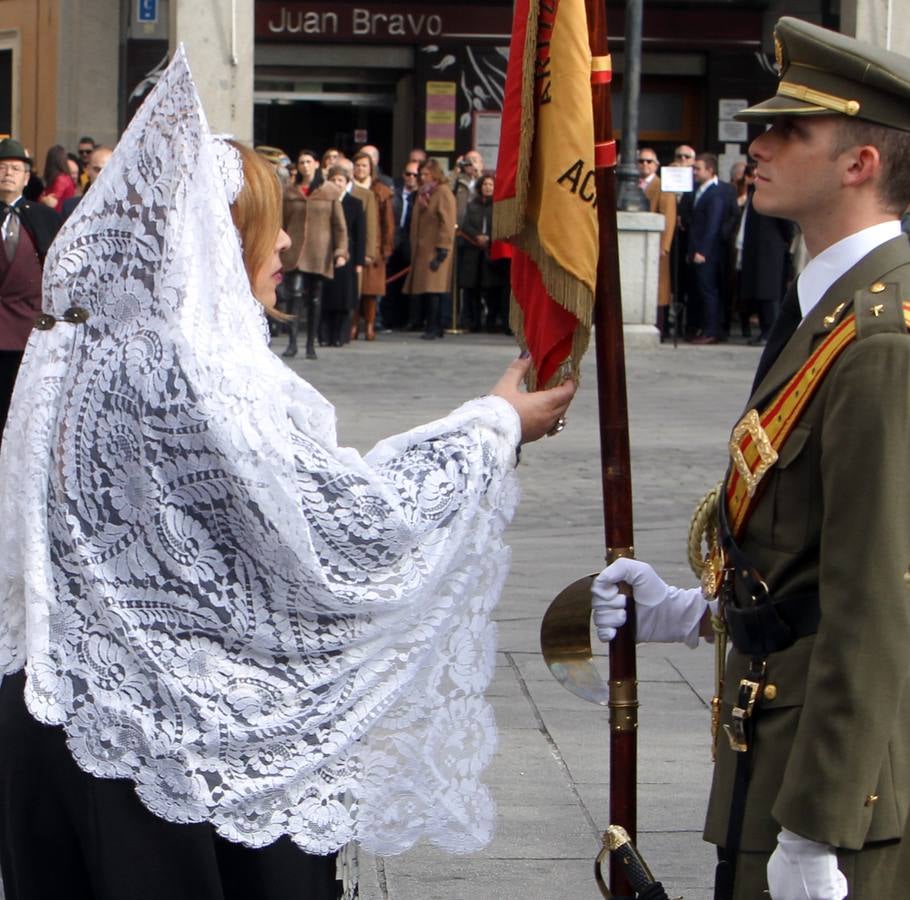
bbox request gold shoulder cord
[688,482,726,760]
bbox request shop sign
[257,2,511,43]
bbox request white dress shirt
[797,220,903,318]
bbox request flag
[493,0,598,389]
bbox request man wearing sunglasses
[673,144,696,166]
[76,137,96,192]
[389,164,421,329]
[637,149,677,338]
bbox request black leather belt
[724,591,820,656]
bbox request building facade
[0,0,907,175]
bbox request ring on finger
[547,416,567,437]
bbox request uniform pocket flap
[776,422,812,469]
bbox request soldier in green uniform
[591,17,910,900]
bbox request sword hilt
[594,826,679,899]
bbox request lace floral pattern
[0,48,520,855]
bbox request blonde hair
[228,140,282,286]
[227,141,291,320]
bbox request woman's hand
[335,255,348,268]
[428,247,448,272]
[490,355,576,444]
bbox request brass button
[869,282,886,293]
[763,684,778,702]
[865,794,879,807]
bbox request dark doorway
[0,49,12,137]
[254,99,393,161]
[254,66,402,162]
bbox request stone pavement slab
[276,330,758,900]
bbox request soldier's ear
[840,143,881,190]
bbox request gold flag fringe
[514,224,595,326]
[492,0,539,242]
[508,219,594,391]
[510,295,591,392]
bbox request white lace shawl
[0,48,521,856]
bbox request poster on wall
[473,112,501,173]
[426,81,456,152]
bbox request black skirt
[0,671,340,900]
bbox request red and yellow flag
[494,0,598,389]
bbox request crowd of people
[14,135,112,221]
[254,143,511,358]
[637,141,801,347]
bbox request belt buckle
[723,663,766,753]
[729,409,779,498]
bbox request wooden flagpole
[585,0,638,895]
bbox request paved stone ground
[275,329,759,900]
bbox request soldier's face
[749,115,845,231]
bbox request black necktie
[403,192,413,232]
[0,201,17,262]
[750,283,802,393]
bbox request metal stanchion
[446,226,466,335]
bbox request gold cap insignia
[774,34,784,73]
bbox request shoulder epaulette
[853,278,910,340]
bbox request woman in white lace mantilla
[0,50,574,900]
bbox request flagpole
[584,0,638,896]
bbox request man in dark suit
[0,139,61,439]
[735,166,794,344]
[687,152,727,344]
[592,17,910,899]
[387,162,419,330]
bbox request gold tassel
[492,0,539,242]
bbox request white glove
[591,558,712,648]
[767,828,847,900]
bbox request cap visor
[734,94,831,122]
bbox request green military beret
[736,17,910,131]
[0,138,31,164]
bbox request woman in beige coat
[403,159,456,340]
[280,150,348,359]
[350,152,395,341]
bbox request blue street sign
[138,0,157,23]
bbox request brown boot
[364,297,377,341]
[349,307,361,341]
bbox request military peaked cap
[736,17,910,131]
[0,138,31,163]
